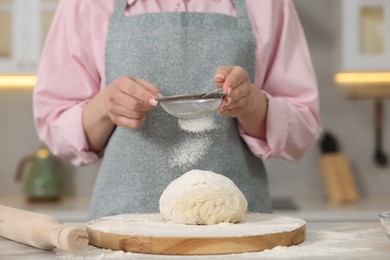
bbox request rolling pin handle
[53,224,89,252]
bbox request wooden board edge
[86,224,306,255]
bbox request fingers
[214,66,253,117]
[214,66,249,94]
[214,66,233,89]
[106,76,162,129]
[133,77,162,96]
[218,97,247,115]
[108,104,146,129]
[117,76,161,107]
[110,88,155,112]
[111,114,146,129]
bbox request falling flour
[169,136,211,168]
[168,116,218,168]
[178,116,218,133]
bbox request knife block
[319,152,359,204]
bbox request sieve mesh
[157,90,225,119]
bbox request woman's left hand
[214,66,268,140]
[214,66,256,118]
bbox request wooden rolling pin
[0,205,89,252]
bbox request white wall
[267,0,390,200]
[0,90,98,197]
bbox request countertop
[1,222,390,259]
[0,196,90,222]
[274,196,390,222]
[1,196,390,259]
[1,195,389,222]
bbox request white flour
[178,117,218,133]
[168,116,218,168]
[57,247,127,259]
[242,230,371,258]
[168,136,211,168]
[85,213,305,237]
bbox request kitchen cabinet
[341,0,390,71]
[336,1,390,97]
[0,0,58,73]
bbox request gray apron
[89,0,272,219]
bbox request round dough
[159,169,248,225]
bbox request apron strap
[112,0,128,20]
[112,0,252,32]
[234,0,253,31]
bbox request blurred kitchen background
[1,0,390,222]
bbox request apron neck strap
[112,0,128,20]
[112,0,252,32]
[234,0,252,31]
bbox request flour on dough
[159,169,248,225]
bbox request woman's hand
[214,66,255,118]
[103,76,162,129]
[214,66,268,140]
[82,76,162,152]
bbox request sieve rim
[156,92,225,102]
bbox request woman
[33,0,321,219]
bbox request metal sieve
[156,89,225,119]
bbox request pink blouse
[33,0,321,166]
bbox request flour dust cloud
[168,116,218,168]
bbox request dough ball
[159,169,248,225]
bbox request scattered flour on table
[242,230,371,258]
[56,246,128,259]
[56,229,374,259]
[168,116,218,168]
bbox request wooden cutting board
[86,212,306,255]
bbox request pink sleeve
[240,0,322,161]
[33,0,101,166]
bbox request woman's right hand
[83,76,162,152]
[103,76,162,129]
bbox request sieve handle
[202,88,225,98]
